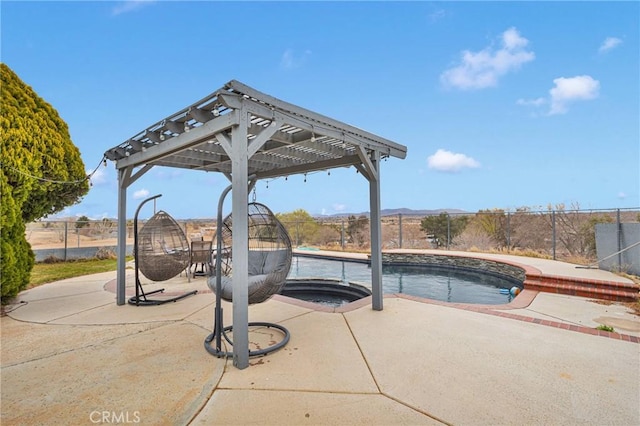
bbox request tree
[473,207,546,250]
[94,217,115,239]
[420,213,468,248]
[474,209,508,247]
[275,209,320,246]
[75,215,91,229]
[1,64,89,301]
[346,215,369,247]
[547,203,613,258]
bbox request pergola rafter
[105,80,407,369]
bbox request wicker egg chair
[138,210,190,282]
[207,202,292,304]
[204,184,291,359]
[129,194,197,306]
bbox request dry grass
[468,247,553,260]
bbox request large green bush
[276,209,320,246]
[420,213,469,248]
[1,63,89,301]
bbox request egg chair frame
[129,194,198,306]
[204,183,291,358]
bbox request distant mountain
[317,208,469,218]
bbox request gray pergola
[105,80,407,369]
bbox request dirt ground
[26,231,127,250]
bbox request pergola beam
[252,154,361,180]
[112,111,237,168]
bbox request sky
[2,1,639,220]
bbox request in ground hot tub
[279,278,371,307]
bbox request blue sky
[3,1,639,219]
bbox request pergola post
[116,167,129,305]
[231,110,250,369]
[368,150,383,310]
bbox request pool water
[287,256,522,305]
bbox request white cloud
[549,75,600,115]
[618,191,627,200]
[87,212,112,220]
[112,0,155,17]
[320,204,346,216]
[427,149,480,173]
[516,97,546,107]
[599,37,622,54]
[280,49,312,69]
[133,189,150,200]
[440,27,535,90]
[88,168,107,186]
[332,203,346,212]
[517,75,600,115]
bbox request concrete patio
[1,252,638,425]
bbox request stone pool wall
[381,252,526,284]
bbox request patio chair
[189,239,212,280]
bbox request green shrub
[0,63,88,302]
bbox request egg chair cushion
[208,203,292,304]
[209,248,291,303]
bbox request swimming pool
[287,256,522,305]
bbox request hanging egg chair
[205,185,291,359]
[207,202,292,305]
[130,194,197,306]
[138,210,190,282]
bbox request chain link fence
[27,208,639,268]
[278,207,640,269]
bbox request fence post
[616,209,622,269]
[506,212,511,249]
[552,210,556,260]
[341,220,345,250]
[446,213,450,250]
[398,213,403,249]
[64,221,68,261]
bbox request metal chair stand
[203,316,290,358]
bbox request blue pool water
[287,256,522,305]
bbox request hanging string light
[1,155,107,185]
